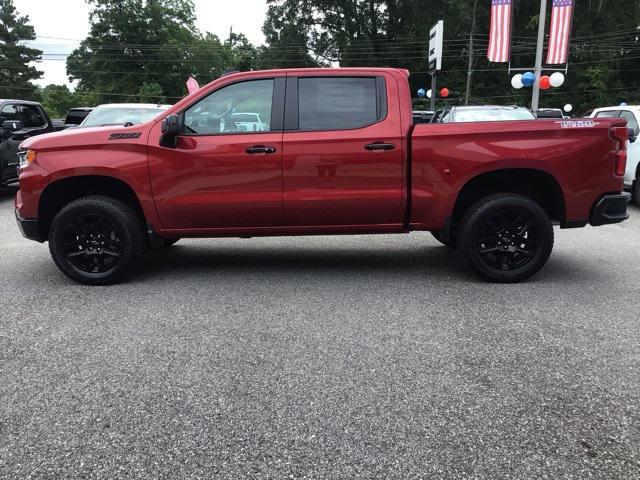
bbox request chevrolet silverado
[15,68,630,285]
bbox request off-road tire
[457,193,554,283]
[49,195,145,285]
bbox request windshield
[448,108,535,123]
[81,107,166,127]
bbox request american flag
[546,0,574,64]
[487,0,512,63]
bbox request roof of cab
[0,99,42,105]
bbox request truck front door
[148,76,285,231]
[281,74,405,227]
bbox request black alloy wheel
[49,196,145,285]
[476,211,538,271]
[62,213,123,273]
[457,193,554,283]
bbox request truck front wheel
[48,196,145,285]
[457,193,554,283]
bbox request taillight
[611,126,628,177]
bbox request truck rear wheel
[48,196,145,285]
[457,193,554,283]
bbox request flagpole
[531,0,547,114]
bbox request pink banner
[186,76,200,94]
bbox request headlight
[18,150,36,170]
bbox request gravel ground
[1,185,639,479]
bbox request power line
[1,83,184,100]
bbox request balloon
[427,89,432,99]
[563,104,573,113]
[522,72,535,87]
[550,72,565,88]
[440,88,450,98]
[540,75,551,90]
[417,88,426,98]
[511,74,523,89]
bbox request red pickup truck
[15,68,630,285]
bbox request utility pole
[430,75,437,111]
[464,0,479,105]
[531,0,547,113]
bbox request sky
[14,0,268,88]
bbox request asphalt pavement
[1,185,639,479]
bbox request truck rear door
[281,74,405,226]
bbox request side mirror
[160,114,183,148]
[161,114,182,135]
[1,119,23,132]
[629,127,639,143]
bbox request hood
[20,123,151,151]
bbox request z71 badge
[108,132,142,140]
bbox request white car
[589,106,640,204]
[228,112,269,132]
[80,103,171,128]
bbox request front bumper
[15,210,44,242]
[590,193,631,227]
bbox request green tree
[0,0,42,99]
[39,84,76,118]
[260,0,318,68]
[188,33,235,85]
[226,32,259,71]
[67,0,201,102]
[39,84,101,118]
[137,82,166,104]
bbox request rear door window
[298,77,381,130]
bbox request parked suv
[0,100,55,186]
[588,106,640,204]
